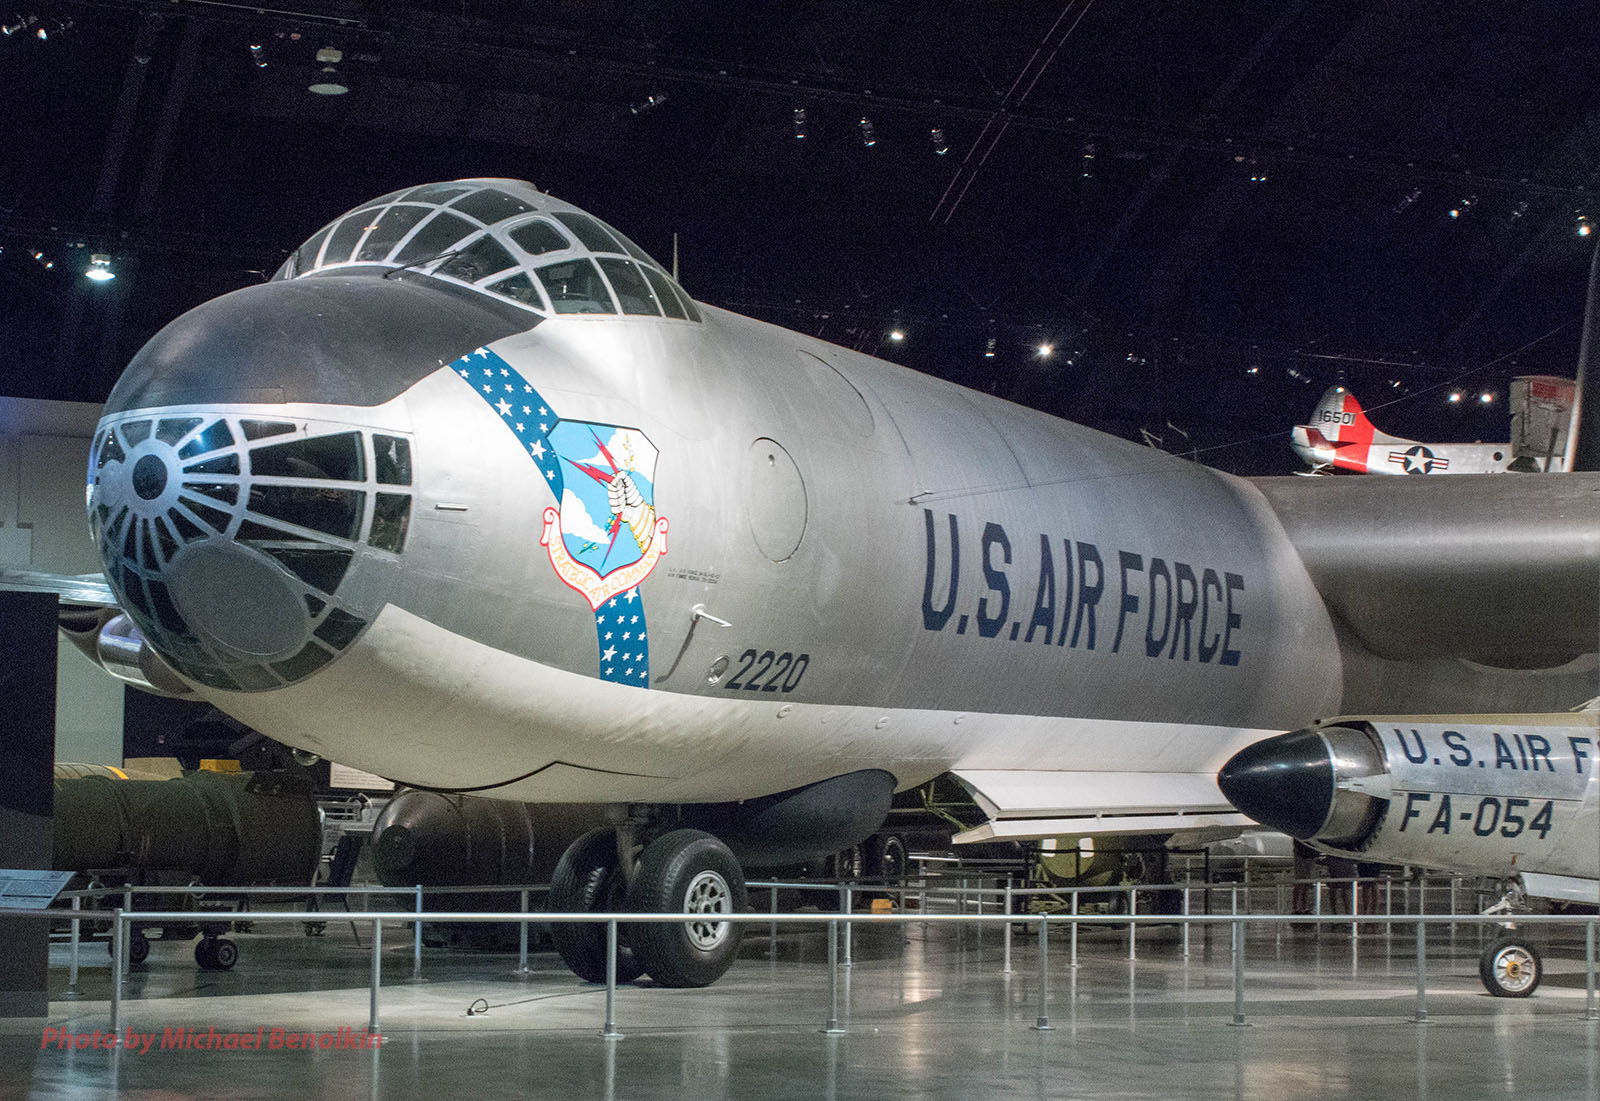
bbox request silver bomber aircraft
[76,178,1600,987]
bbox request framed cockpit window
[536,259,617,314]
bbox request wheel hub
[682,869,732,950]
[1493,947,1536,993]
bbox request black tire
[865,834,908,889]
[548,828,644,984]
[1480,937,1541,997]
[194,938,216,970]
[629,829,746,988]
[127,929,150,965]
[211,938,239,970]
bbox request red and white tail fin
[1309,387,1376,445]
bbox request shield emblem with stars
[539,420,669,610]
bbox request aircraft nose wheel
[630,828,746,987]
[195,937,238,971]
[1479,937,1541,997]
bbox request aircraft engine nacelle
[1218,718,1598,878]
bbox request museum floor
[4,915,1598,1098]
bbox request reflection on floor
[4,915,1599,1098]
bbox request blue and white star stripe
[450,347,653,687]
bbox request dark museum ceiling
[2,0,1598,473]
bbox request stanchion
[1033,914,1053,1031]
[518,889,530,973]
[122,886,133,976]
[1128,887,1138,961]
[1351,878,1359,939]
[823,920,845,1034]
[1003,879,1013,975]
[413,885,423,977]
[1070,891,1079,970]
[603,920,622,1039]
[1587,921,1597,1021]
[1229,918,1247,1026]
[1413,919,1428,1024]
[369,918,383,1035]
[843,886,853,969]
[1181,888,1191,959]
[109,910,124,1034]
[67,895,81,996]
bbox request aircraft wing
[949,768,1253,842]
[1249,472,1600,666]
[0,568,117,606]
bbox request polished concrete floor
[5,915,1600,1099]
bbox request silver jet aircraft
[1219,714,1600,997]
[79,178,1600,987]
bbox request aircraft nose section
[1217,729,1336,839]
[104,274,529,414]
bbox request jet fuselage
[89,180,1343,805]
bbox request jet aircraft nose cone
[104,275,529,415]
[1217,729,1335,839]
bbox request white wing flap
[950,768,1248,843]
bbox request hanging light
[984,335,996,358]
[29,248,53,270]
[930,127,948,155]
[308,47,349,95]
[858,117,876,147]
[1578,214,1593,238]
[249,43,267,68]
[792,106,806,140]
[84,254,115,282]
[1037,343,1054,358]
[628,93,667,116]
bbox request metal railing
[8,873,1595,1040]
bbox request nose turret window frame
[273,180,701,324]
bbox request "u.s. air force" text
[919,510,1244,664]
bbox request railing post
[369,917,383,1036]
[1033,914,1053,1031]
[1587,921,1597,1021]
[1181,887,1191,959]
[1128,887,1137,961]
[1313,879,1322,923]
[603,920,622,1039]
[413,885,423,977]
[1351,877,1360,938]
[1070,890,1079,969]
[1413,919,1428,1024]
[842,885,853,969]
[823,919,845,1034]
[1230,918,1247,1026]
[67,895,81,996]
[122,886,133,976]
[1002,879,1014,975]
[518,889,530,973]
[109,909,124,1035]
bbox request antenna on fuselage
[672,233,679,282]
[1564,237,1600,471]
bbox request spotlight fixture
[1479,390,1495,404]
[1081,141,1095,178]
[858,117,876,147]
[249,42,266,67]
[888,329,905,342]
[930,127,948,155]
[1245,365,1259,376]
[1037,343,1054,358]
[308,46,349,95]
[628,93,667,115]
[1,14,36,36]
[1448,195,1476,220]
[29,248,52,270]
[31,14,65,39]
[1579,214,1593,238]
[792,106,806,140]
[1448,391,1462,404]
[984,335,996,358]
[1392,187,1423,214]
[84,253,115,282]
